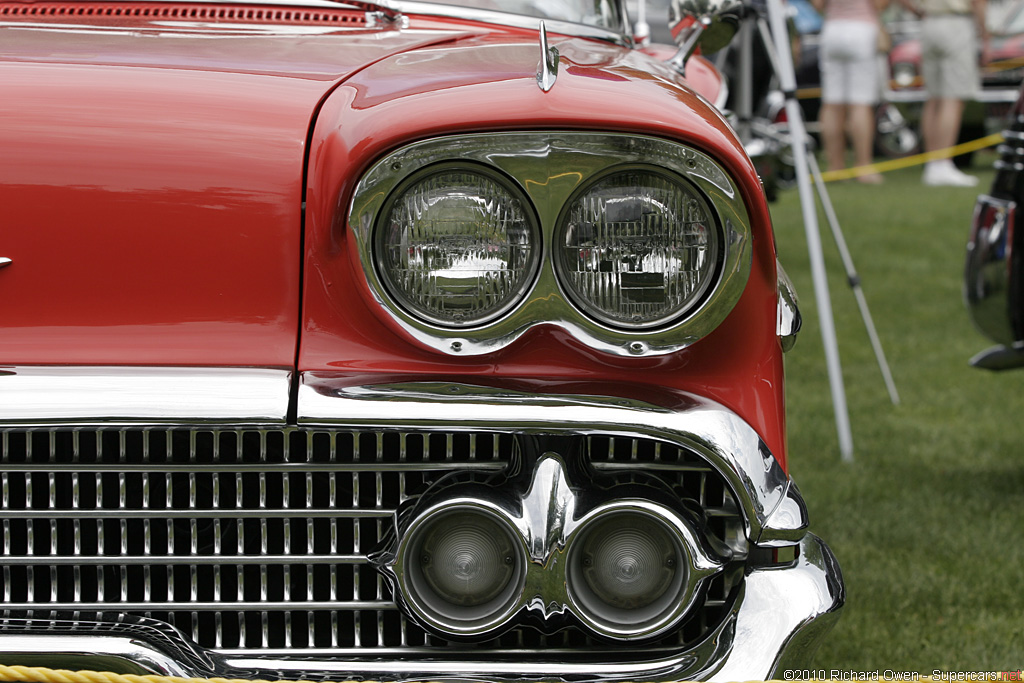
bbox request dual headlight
[349,133,751,356]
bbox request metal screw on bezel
[628,341,648,355]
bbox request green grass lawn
[770,153,1024,672]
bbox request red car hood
[0,2,732,369]
[0,4,472,367]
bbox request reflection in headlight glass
[376,168,538,327]
[556,170,719,329]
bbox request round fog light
[567,509,689,639]
[399,506,525,636]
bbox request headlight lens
[375,165,540,327]
[555,169,719,329]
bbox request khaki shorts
[921,14,980,99]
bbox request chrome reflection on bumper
[299,377,807,545]
[965,194,1021,347]
[0,534,842,680]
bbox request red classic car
[0,0,843,679]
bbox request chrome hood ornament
[536,21,559,92]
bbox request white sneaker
[923,161,979,187]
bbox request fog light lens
[568,509,688,638]
[420,512,516,606]
[555,169,719,329]
[400,506,524,636]
[375,165,539,327]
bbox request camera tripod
[720,0,901,460]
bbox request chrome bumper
[0,533,843,681]
[0,370,844,680]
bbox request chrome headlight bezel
[348,132,752,357]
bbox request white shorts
[819,19,881,105]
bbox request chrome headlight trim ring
[392,498,529,639]
[348,132,753,357]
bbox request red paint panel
[0,9,468,367]
[0,63,306,366]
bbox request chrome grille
[0,428,741,656]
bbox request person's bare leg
[921,97,939,153]
[819,102,848,173]
[848,103,881,182]
[931,97,965,151]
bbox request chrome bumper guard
[0,372,844,680]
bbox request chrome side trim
[0,534,842,681]
[0,257,11,269]
[0,367,291,425]
[298,377,807,544]
[777,260,801,352]
[348,133,753,358]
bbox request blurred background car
[964,82,1024,369]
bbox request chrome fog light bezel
[348,132,752,358]
[392,500,527,638]
[565,501,719,641]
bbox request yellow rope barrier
[0,665,305,683]
[817,132,1004,182]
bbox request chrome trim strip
[393,1,630,44]
[348,133,753,358]
[297,377,807,544]
[0,634,200,677]
[20,0,631,42]
[0,534,842,681]
[0,367,291,426]
[0,257,11,269]
[777,260,801,352]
